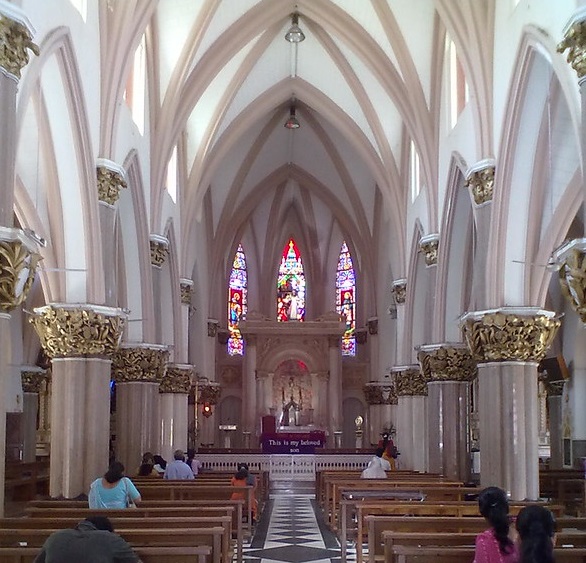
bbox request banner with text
[261,431,326,454]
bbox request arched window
[277,239,306,321]
[228,244,247,355]
[336,241,356,356]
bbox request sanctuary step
[270,479,315,497]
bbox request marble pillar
[417,343,477,481]
[36,372,51,457]
[150,235,169,345]
[243,336,257,443]
[20,367,46,463]
[30,304,127,498]
[393,366,428,471]
[367,318,379,383]
[159,364,192,460]
[392,279,407,359]
[97,161,127,306]
[256,370,270,417]
[311,371,329,429]
[546,380,564,469]
[112,344,168,472]
[461,308,560,499]
[179,279,193,362]
[363,381,396,448]
[196,378,221,447]
[328,336,342,446]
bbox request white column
[547,382,564,469]
[328,336,342,446]
[20,368,45,463]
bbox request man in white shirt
[373,447,391,471]
[163,449,194,479]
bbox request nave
[243,495,352,563]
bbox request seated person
[152,455,167,475]
[231,467,258,522]
[34,516,138,562]
[88,462,141,509]
[372,447,391,471]
[163,449,194,479]
[360,456,387,479]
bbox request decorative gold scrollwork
[112,345,169,383]
[417,345,477,382]
[0,15,39,79]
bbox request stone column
[243,335,257,444]
[112,344,168,472]
[392,279,407,360]
[465,161,494,310]
[196,378,221,447]
[546,380,564,469]
[150,235,169,344]
[96,161,127,306]
[31,304,127,498]
[461,308,560,499]
[207,319,219,383]
[179,279,193,362]
[311,371,329,429]
[256,370,270,417]
[363,381,396,447]
[20,367,46,463]
[417,343,477,481]
[159,364,192,461]
[0,7,38,223]
[367,318,379,381]
[328,335,342,446]
[393,366,428,471]
[36,369,51,458]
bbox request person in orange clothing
[231,467,258,523]
[377,432,398,470]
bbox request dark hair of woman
[477,486,514,554]
[138,463,154,476]
[104,461,125,484]
[235,468,248,480]
[516,505,556,563]
[186,449,195,466]
[153,455,167,470]
[237,462,249,471]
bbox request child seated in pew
[516,505,556,563]
[474,486,519,563]
[231,467,258,523]
[33,516,138,563]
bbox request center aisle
[242,495,354,563]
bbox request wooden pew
[0,517,233,563]
[4,462,49,502]
[24,503,244,562]
[0,527,225,563]
[539,468,583,499]
[388,545,586,562]
[557,478,585,516]
[0,545,212,563]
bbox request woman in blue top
[88,461,141,509]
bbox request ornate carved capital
[160,364,192,394]
[31,304,127,358]
[393,367,428,396]
[558,16,586,80]
[0,228,42,312]
[419,234,439,266]
[196,380,222,405]
[552,240,586,323]
[112,344,169,383]
[21,367,46,393]
[392,279,407,304]
[363,382,398,405]
[461,308,560,363]
[417,344,477,382]
[149,235,169,268]
[207,319,218,337]
[180,278,193,306]
[0,14,39,80]
[97,163,127,205]
[465,161,494,205]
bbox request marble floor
[242,495,355,563]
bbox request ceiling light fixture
[285,13,305,43]
[284,105,300,129]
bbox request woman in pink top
[474,487,519,563]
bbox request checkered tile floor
[241,495,356,563]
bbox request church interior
[3,1,586,559]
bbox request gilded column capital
[96,160,127,205]
[0,12,38,80]
[0,227,42,312]
[30,304,127,358]
[149,234,169,268]
[20,367,46,393]
[392,366,428,396]
[551,239,586,323]
[112,344,169,383]
[419,234,439,267]
[417,343,477,382]
[558,12,586,81]
[196,380,222,405]
[392,279,407,304]
[160,363,193,394]
[460,308,560,363]
[465,160,495,206]
[180,278,193,306]
[363,382,398,405]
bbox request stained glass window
[336,241,356,356]
[277,239,306,322]
[228,244,247,355]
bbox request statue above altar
[279,377,303,427]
